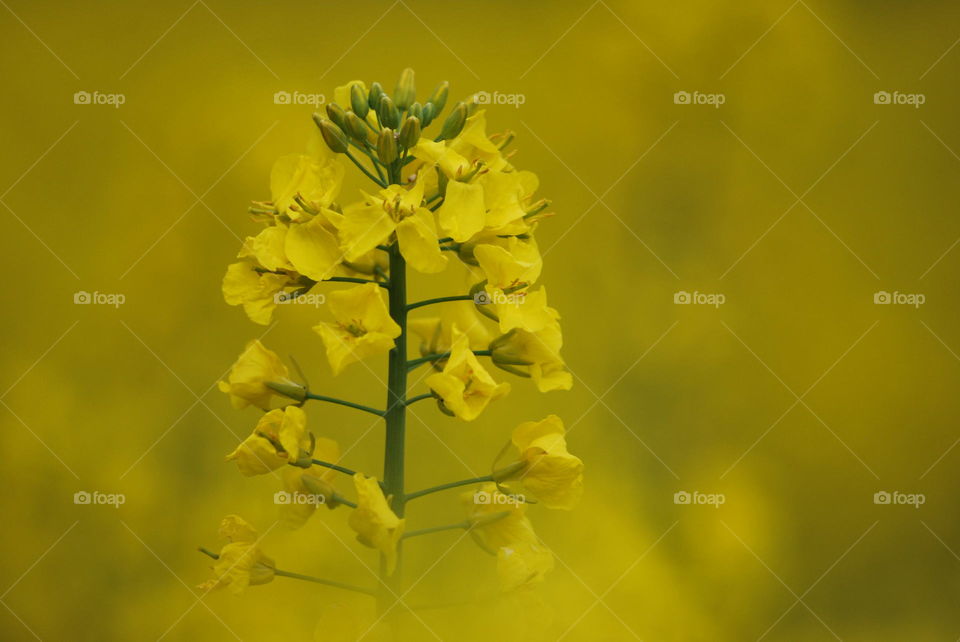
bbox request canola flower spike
[212,70,578,624]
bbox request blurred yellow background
[2,0,960,640]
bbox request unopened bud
[437,102,467,141]
[398,116,421,150]
[350,83,369,119]
[345,111,369,143]
[395,67,416,110]
[368,82,384,110]
[378,95,400,129]
[314,117,349,154]
[428,81,449,114]
[265,380,308,402]
[421,102,436,127]
[377,128,398,164]
[325,103,347,131]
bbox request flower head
[426,329,510,421]
[499,415,583,510]
[348,474,404,575]
[314,283,401,375]
[198,515,275,594]
[489,314,572,392]
[226,405,309,476]
[279,437,341,529]
[218,340,301,410]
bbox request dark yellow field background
[1,1,960,640]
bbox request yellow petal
[285,215,342,281]
[438,181,486,242]
[338,201,396,261]
[397,208,448,274]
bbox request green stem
[304,392,384,417]
[345,149,387,187]
[197,548,376,596]
[401,521,469,540]
[405,475,494,502]
[380,240,408,612]
[309,459,360,477]
[404,392,434,406]
[406,294,474,311]
[407,350,492,370]
[322,276,389,288]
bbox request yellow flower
[226,405,309,476]
[348,474,404,576]
[270,150,343,220]
[279,437,341,529]
[410,138,470,178]
[284,209,344,281]
[426,329,510,421]
[409,301,492,364]
[474,242,542,293]
[462,483,553,591]
[313,283,401,375]
[218,340,300,410]
[448,110,506,170]
[489,314,572,392]
[501,415,583,510]
[222,261,292,326]
[198,515,275,594]
[492,285,554,334]
[239,223,292,272]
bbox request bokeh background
[2,0,960,640]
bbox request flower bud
[314,117,349,154]
[437,102,467,141]
[325,103,347,131]
[350,83,369,119]
[398,116,421,150]
[377,128,398,164]
[378,95,400,129]
[408,101,423,121]
[394,67,416,110]
[428,81,449,114]
[368,81,384,109]
[421,102,436,127]
[264,380,308,402]
[345,111,369,144]
[300,474,337,507]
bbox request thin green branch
[345,149,387,187]
[308,459,360,477]
[321,276,389,288]
[407,350,491,370]
[405,474,494,502]
[304,392,384,417]
[403,392,434,406]
[406,294,474,311]
[401,521,470,540]
[197,548,376,596]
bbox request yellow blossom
[410,138,470,178]
[222,261,292,326]
[284,209,344,281]
[409,301,492,362]
[348,474,404,576]
[279,437,341,529]
[198,515,275,594]
[314,283,401,375]
[501,415,583,510]
[270,148,343,220]
[218,340,300,410]
[462,483,553,591]
[489,314,572,392]
[426,329,510,421]
[226,405,309,476]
